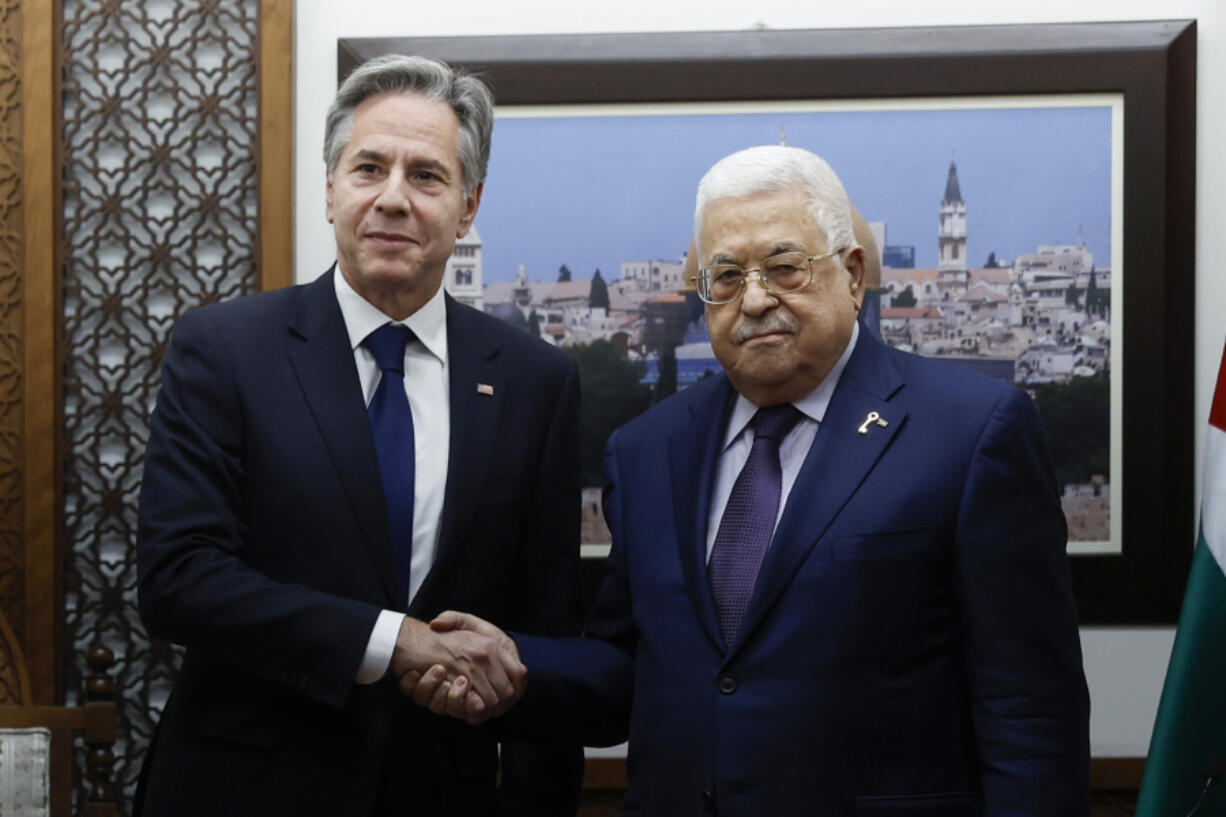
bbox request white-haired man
[419,145,1090,816]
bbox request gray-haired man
[135,55,583,816]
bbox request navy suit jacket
[136,269,583,816]
[516,330,1090,817]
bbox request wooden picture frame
[339,20,1197,625]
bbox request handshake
[391,611,521,725]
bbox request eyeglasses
[692,249,843,305]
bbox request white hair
[694,145,856,257]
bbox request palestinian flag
[1135,344,1226,816]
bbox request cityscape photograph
[443,101,1119,550]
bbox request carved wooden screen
[59,8,266,803]
[59,0,292,807]
[0,0,291,812]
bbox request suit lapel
[670,375,736,652]
[731,332,908,656]
[409,296,504,617]
[288,269,402,607]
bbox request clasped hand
[391,611,522,725]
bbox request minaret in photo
[937,160,970,298]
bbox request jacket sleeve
[497,357,587,816]
[502,424,637,748]
[954,387,1091,815]
[137,307,379,708]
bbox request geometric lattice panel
[61,0,260,810]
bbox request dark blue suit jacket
[517,330,1090,817]
[136,269,583,816]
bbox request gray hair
[324,55,494,198]
[694,145,857,257]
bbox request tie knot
[363,324,413,373]
[752,403,802,443]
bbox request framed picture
[340,20,1196,624]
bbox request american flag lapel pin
[477,383,495,396]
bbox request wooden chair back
[0,645,118,817]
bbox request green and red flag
[1136,343,1226,816]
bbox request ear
[456,182,483,238]
[842,246,867,310]
[325,171,335,224]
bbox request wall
[294,0,1225,757]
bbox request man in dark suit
[418,145,1091,816]
[135,55,582,816]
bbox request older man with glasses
[415,144,1090,817]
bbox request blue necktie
[708,404,803,647]
[364,324,415,604]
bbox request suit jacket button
[717,675,737,694]
[701,788,714,809]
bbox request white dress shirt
[331,269,451,683]
[705,321,860,560]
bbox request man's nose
[740,272,778,316]
[373,175,411,214]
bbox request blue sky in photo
[475,104,1113,284]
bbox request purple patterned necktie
[708,403,803,647]
[364,324,416,604]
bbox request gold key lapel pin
[857,410,889,435]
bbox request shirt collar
[333,265,449,365]
[722,320,860,451]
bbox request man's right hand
[395,611,524,724]
[390,614,525,725]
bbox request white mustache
[734,313,796,343]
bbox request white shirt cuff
[355,610,405,685]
